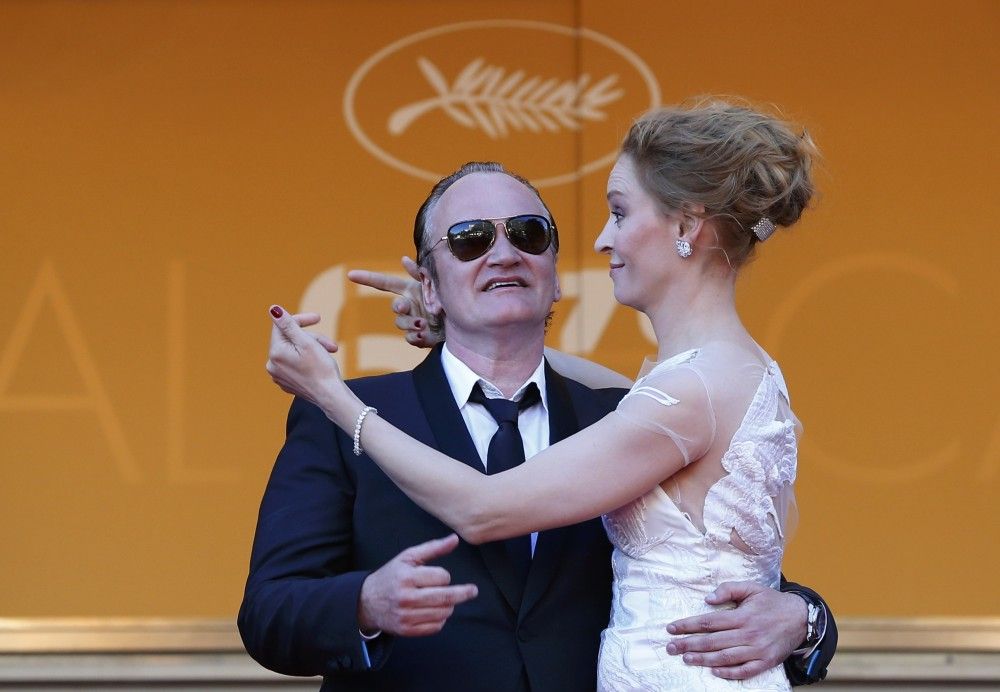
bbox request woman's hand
[348,256,440,348]
[266,306,344,409]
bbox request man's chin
[481,309,552,332]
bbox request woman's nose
[595,218,615,254]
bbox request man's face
[421,172,561,342]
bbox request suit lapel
[412,345,481,470]
[519,361,582,618]
[412,345,525,613]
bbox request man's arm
[779,579,838,685]
[665,579,837,685]
[237,397,475,677]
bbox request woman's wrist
[317,376,364,430]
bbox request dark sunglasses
[425,214,559,262]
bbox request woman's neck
[646,272,746,361]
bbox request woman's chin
[612,285,638,310]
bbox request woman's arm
[357,396,681,542]
[267,307,686,543]
[543,347,634,389]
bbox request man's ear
[419,265,444,317]
[552,269,562,303]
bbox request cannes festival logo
[343,20,661,187]
[387,58,625,139]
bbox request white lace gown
[597,343,798,691]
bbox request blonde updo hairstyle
[621,99,817,268]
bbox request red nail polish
[270,306,283,318]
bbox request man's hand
[348,257,440,348]
[666,581,807,680]
[358,534,478,637]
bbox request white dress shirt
[440,342,549,554]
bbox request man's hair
[412,162,556,338]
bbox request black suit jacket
[239,347,622,691]
[238,346,836,689]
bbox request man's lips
[482,276,527,291]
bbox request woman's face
[594,156,679,312]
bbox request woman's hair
[621,98,818,268]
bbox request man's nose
[487,221,520,262]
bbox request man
[239,162,836,690]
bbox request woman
[267,100,817,690]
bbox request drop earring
[675,238,692,258]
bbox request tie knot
[469,382,540,426]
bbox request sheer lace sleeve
[614,362,715,467]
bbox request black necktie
[468,382,540,600]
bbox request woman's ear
[678,203,707,241]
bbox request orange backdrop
[1,0,997,618]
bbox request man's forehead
[433,173,547,227]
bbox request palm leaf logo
[388,57,624,139]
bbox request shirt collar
[441,342,548,410]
